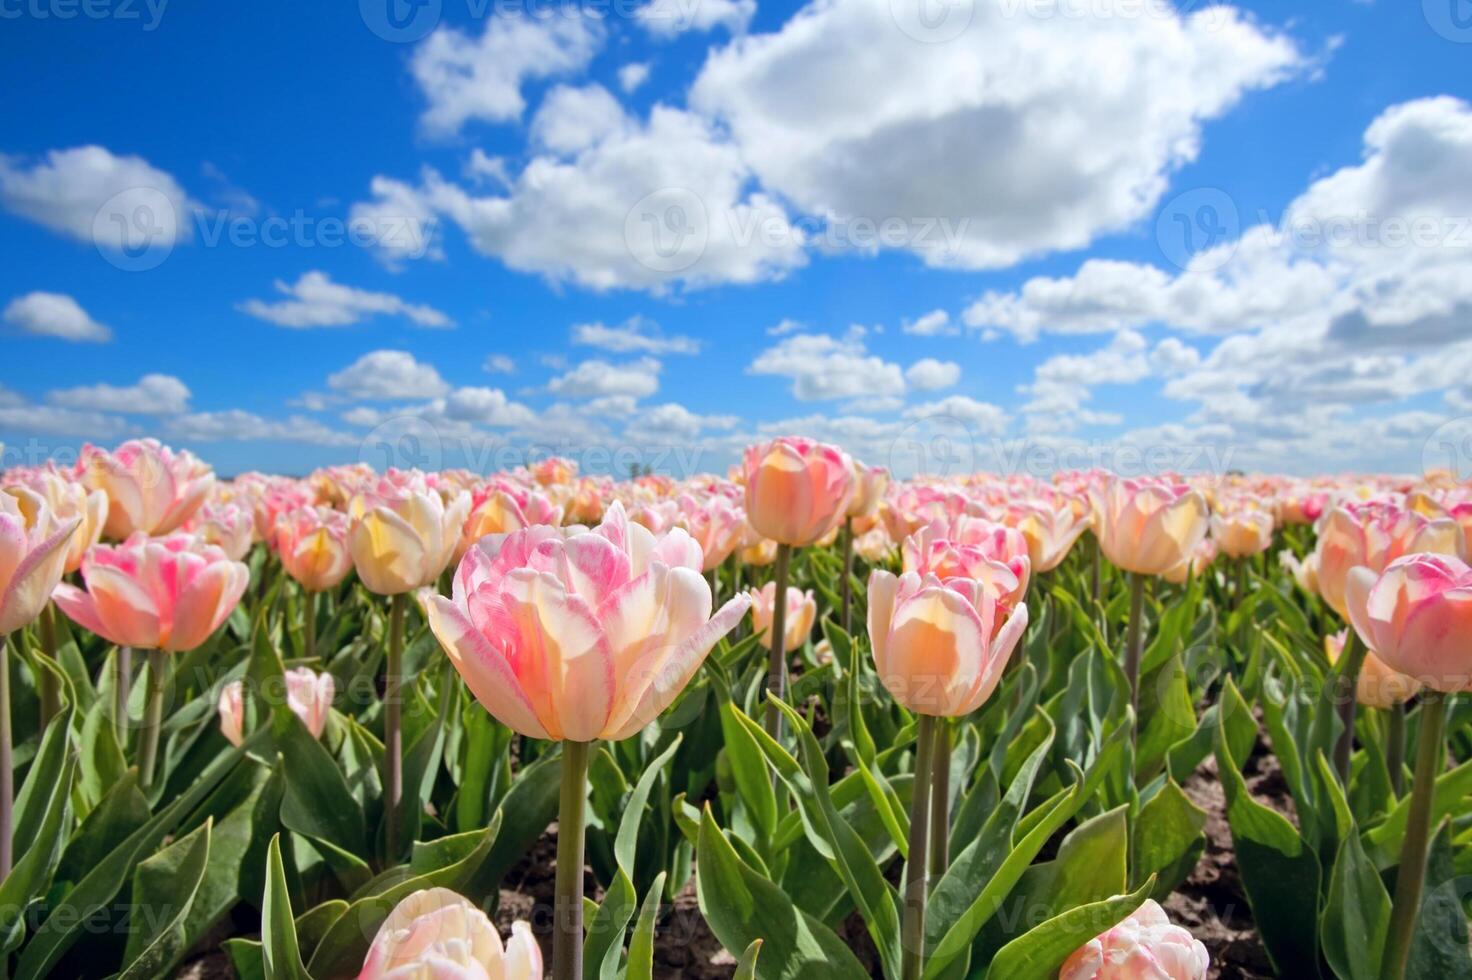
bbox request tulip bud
[358,887,542,980]
[742,437,854,546]
[749,582,817,652]
[1090,477,1209,577]
[1060,900,1209,980]
[1345,554,1472,694]
[0,486,80,635]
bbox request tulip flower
[741,436,853,737]
[868,566,1028,980]
[79,438,214,538]
[901,517,1030,613]
[10,467,107,574]
[1210,506,1274,558]
[276,506,353,594]
[456,483,561,563]
[1323,628,1422,711]
[186,501,255,561]
[1278,550,1319,597]
[1314,499,1463,621]
[1090,477,1209,714]
[0,485,80,878]
[1162,537,1217,586]
[358,887,542,980]
[1343,553,1472,980]
[676,492,745,574]
[52,532,248,793]
[750,582,817,653]
[423,501,747,980]
[218,666,334,746]
[348,474,470,856]
[1006,500,1090,573]
[1060,900,1209,980]
[836,461,890,632]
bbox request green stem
[764,543,793,740]
[384,592,407,858]
[840,517,854,636]
[1334,631,1368,783]
[903,713,936,980]
[928,719,951,881]
[115,646,132,747]
[1382,694,1448,980]
[304,589,317,663]
[553,740,592,980]
[138,650,167,792]
[0,635,13,879]
[1090,535,1101,603]
[1387,701,1407,798]
[37,604,60,726]
[1124,573,1145,722]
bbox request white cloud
[902,309,954,337]
[637,0,755,37]
[531,84,633,154]
[3,291,111,342]
[328,350,450,400]
[483,354,516,374]
[0,145,194,251]
[622,402,740,442]
[0,403,128,439]
[548,357,662,399]
[766,318,805,336]
[571,317,701,354]
[749,332,907,400]
[689,0,1302,269]
[410,14,603,137]
[618,62,652,93]
[903,396,1009,436]
[905,358,961,391]
[444,386,537,427]
[47,373,191,415]
[165,411,355,446]
[238,271,452,329]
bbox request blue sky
[2,0,1471,478]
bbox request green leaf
[695,807,868,980]
[984,877,1157,980]
[0,751,75,956]
[1132,779,1207,897]
[1406,821,1472,980]
[585,869,637,980]
[1318,796,1390,980]
[222,938,265,980]
[734,939,763,980]
[273,700,366,856]
[719,694,779,843]
[1365,756,1472,869]
[462,750,562,901]
[615,735,683,875]
[116,820,214,980]
[624,872,668,980]
[262,834,311,980]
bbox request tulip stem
[764,543,793,740]
[115,646,132,747]
[1382,693,1447,980]
[903,713,936,980]
[1124,573,1145,721]
[384,592,407,859]
[138,649,167,792]
[928,719,950,881]
[1334,630,1368,783]
[1387,701,1407,797]
[840,517,854,636]
[303,589,317,663]
[37,604,60,727]
[0,634,13,880]
[553,740,591,980]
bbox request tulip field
[3,436,1472,980]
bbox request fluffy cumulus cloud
[905,358,961,391]
[748,332,907,400]
[410,14,603,137]
[0,145,195,251]
[902,309,955,337]
[327,350,450,400]
[443,386,537,427]
[571,317,701,355]
[238,271,452,329]
[689,0,1302,269]
[164,411,354,446]
[3,291,111,342]
[548,357,663,399]
[47,374,191,415]
[637,0,756,37]
[903,396,1009,436]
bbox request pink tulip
[845,462,891,520]
[218,666,335,746]
[457,483,562,563]
[0,487,80,635]
[1060,899,1209,980]
[867,568,1028,717]
[422,502,750,741]
[275,506,354,593]
[750,582,817,652]
[52,532,249,652]
[79,439,214,538]
[1324,628,1422,709]
[348,475,472,595]
[1210,506,1275,558]
[6,468,101,575]
[531,456,578,487]
[1345,554,1472,693]
[675,493,745,572]
[1163,537,1217,586]
[1279,550,1319,597]
[742,437,854,547]
[901,517,1029,614]
[1005,500,1090,573]
[358,887,541,980]
[185,502,255,561]
[1315,499,1464,619]
[1090,477,1210,577]
[880,484,973,542]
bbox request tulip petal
[422,594,550,739]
